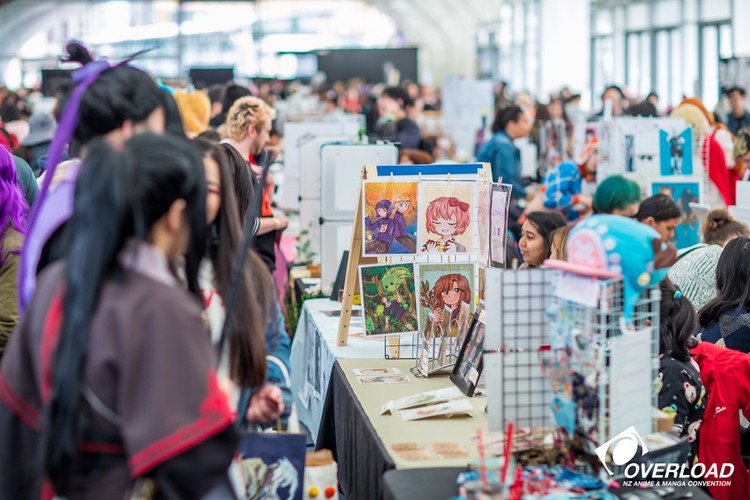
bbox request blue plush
[566,214,668,321]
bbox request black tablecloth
[316,361,396,500]
[383,467,466,500]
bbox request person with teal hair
[593,175,642,217]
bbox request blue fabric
[476,130,526,198]
[542,161,582,221]
[701,306,750,354]
[264,302,292,421]
[727,111,750,137]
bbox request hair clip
[674,291,683,300]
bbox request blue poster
[659,128,693,176]
[651,181,701,249]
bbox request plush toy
[546,214,676,321]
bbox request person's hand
[433,308,444,324]
[246,385,285,425]
[424,241,438,252]
[578,194,593,207]
[444,240,457,253]
[526,191,536,202]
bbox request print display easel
[336,163,493,348]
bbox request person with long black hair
[195,139,291,426]
[699,237,750,353]
[0,134,237,499]
[19,41,166,311]
[655,279,704,464]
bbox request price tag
[554,272,600,308]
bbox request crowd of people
[0,38,750,497]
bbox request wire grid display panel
[488,269,559,442]
[552,279,659,445]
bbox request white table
[289,298,383,443]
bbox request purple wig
[0,145,28,263]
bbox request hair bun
[61,40,93,66]
[705,209,732,231]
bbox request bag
[238,432,307,500]
[237,358,305,500]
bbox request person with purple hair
[364,199,394,254]
[0,145,28,359]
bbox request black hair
[491,105,524,133]
[160,88,186,137]
[646,91,659,100]
[627,100,658,117]
[207,83,224,104]
[524,211,567,262]
[57,42,162,155]
[601,85,625,99]
[221,83,252,115]
[380,86,413,109]
[659,278,698,362]
[725,86,746,98]
[218,142,255,222]
[193,139,269,387]
[699,237,750,329]
[635,193,681,223]
[196,129,221,143]
[44,133,207,493]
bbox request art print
[454,301,471,356]
[362,181,418,255]
[418,182,474,254]
[489,184,512,268]
[359,263,418,335]
[659,127,693,176]
[477,181,491,265]
[651,180,702,249]
[451,314,486,396]
[417,263,475,340]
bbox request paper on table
[380,386,464,415]
[609,324,653,440]
[353,368,403,376]
[400,398,474,421]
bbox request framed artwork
[489,184,512,268]
[477,181,492,265]
[416,263,475,340]
[454,301,472,356]
[659,127,693,176]
[450,313,486,397]
[359,263,418,335]
[651,179,702,249]
[418,181,474,254]
[362,180,418,255]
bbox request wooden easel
[337,163,493,346]
[337,165,379,345]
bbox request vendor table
[317,358,487,500]
[382,467,467,500]
[289,298,383,443]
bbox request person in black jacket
[373,86,421,151]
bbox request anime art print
[359,263,418,335]
[651,180,702,249]
[489,184,512,268]
[477,181,491,265]
[416,263,475,342]
[418,182,474,254]
[362,181,418,255]
[659,127,693,176]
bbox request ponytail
[44,139,136,493]
[43,134,206,493]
